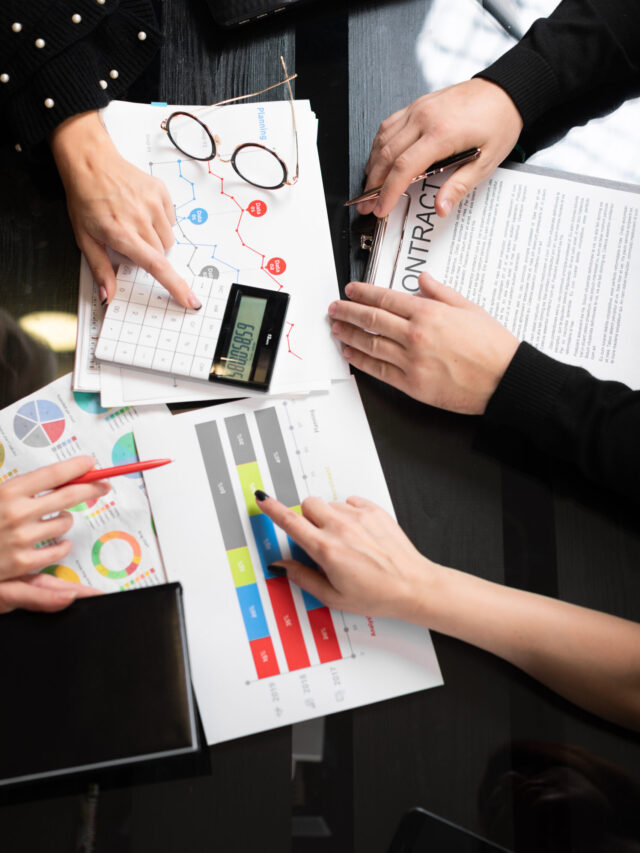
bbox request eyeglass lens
[166,113,215,161]
[166,114,288,189]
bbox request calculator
[95,265,289,391]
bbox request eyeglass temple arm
[207,68,298,109]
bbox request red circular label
[266,257,286,275]
[247,200,267,217]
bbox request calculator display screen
[220,295,267,382]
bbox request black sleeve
[482,342,640,499]
[474,0,640,157]
[0,0,161,155]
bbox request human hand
[0,572,101,615]
[0,456,111,585]
[255,492,439,620]
[50,111,200,310]
[328,271,519,414]
[358,78,523,218]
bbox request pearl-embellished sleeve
[0,0,161,155]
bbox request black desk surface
[1,1,640,851]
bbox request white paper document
[135,378,443,744]
[76,98,348,405]
[0,374,169,593]
[379,166,640,388]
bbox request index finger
[7,456,96,496]
[110,232,199,310]
[255,493,324,555]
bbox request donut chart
[112,433,141,478]
[42,564,81,584]
[13,399,65,448]
[92,531,141,579]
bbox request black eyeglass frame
[159,56,299,192]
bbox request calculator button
[114,342,136,365]
[171,352,193,376]
[101,319,123,340]
[108,299,128,319]
[162,310,185,332]
[196,336,216,358]
[117,263,137,281]
[138,327,160,348]
[202,318,222,339]
[176,332,197,355]
[125,303,145,323]
[143,307,165,328]
[157,330,179,350]
[192,277,212,299]
[204,299,226,319]
[152,350,173,372]
[190,358,211,380]
[121,322,141,345]
[133,345,154,368]
[95,338,116,360]
[182,313,203,335]
[114,280,133,301]
[131,284,151,305]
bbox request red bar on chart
[249,636,280,678]
[266,577,310,670]
[307,606,341,663]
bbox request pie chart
[112,433,141,478]
[13,399,65,448]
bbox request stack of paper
[74,99,349,405]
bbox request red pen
[64,459,173,486]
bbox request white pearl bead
[44,97,54,108]
[12,22,22,33]
[137,31,147,41]
[109,69,119,79]
[72,13,82,23]
[0,73,9,83]
[99,79,108,89]
[96,0,105,4]
[35,38,45,48]
[15,143,22,152]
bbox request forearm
[412,563,640,730]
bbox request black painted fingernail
[267,564,286,577]
[100,298,108,306]
[254,490,269,501]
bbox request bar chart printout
[136,379,443,744]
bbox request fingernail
[328,301,338,316]
[267,564,286,577]
[345,282,354,296]
[343,347,353,359]
[187,292,202,310]
[373,203,382,217]
[99,285,108,306]
[254,489,269,501]
[440,199,452,216]
[331,322,342,335]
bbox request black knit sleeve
[482,342,640,499]
[0,0,161,155]
[474,0,640,157]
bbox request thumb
[418,271,469,308]
[435,159,485,217]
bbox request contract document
[371,164,640,388]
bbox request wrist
[49,111,114,176]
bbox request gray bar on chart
[224,414,257,466]
[255,407,300,507]
[195,420,246,551]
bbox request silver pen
[477,0,524,40]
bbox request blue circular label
[189,207,208,225]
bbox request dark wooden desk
[1,1,639,851]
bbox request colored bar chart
[254,408,342,665]
[224,414,310,672]
[195,420,279,679]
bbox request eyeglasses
[160,56,299,191]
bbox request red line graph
[207,167,284,290]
